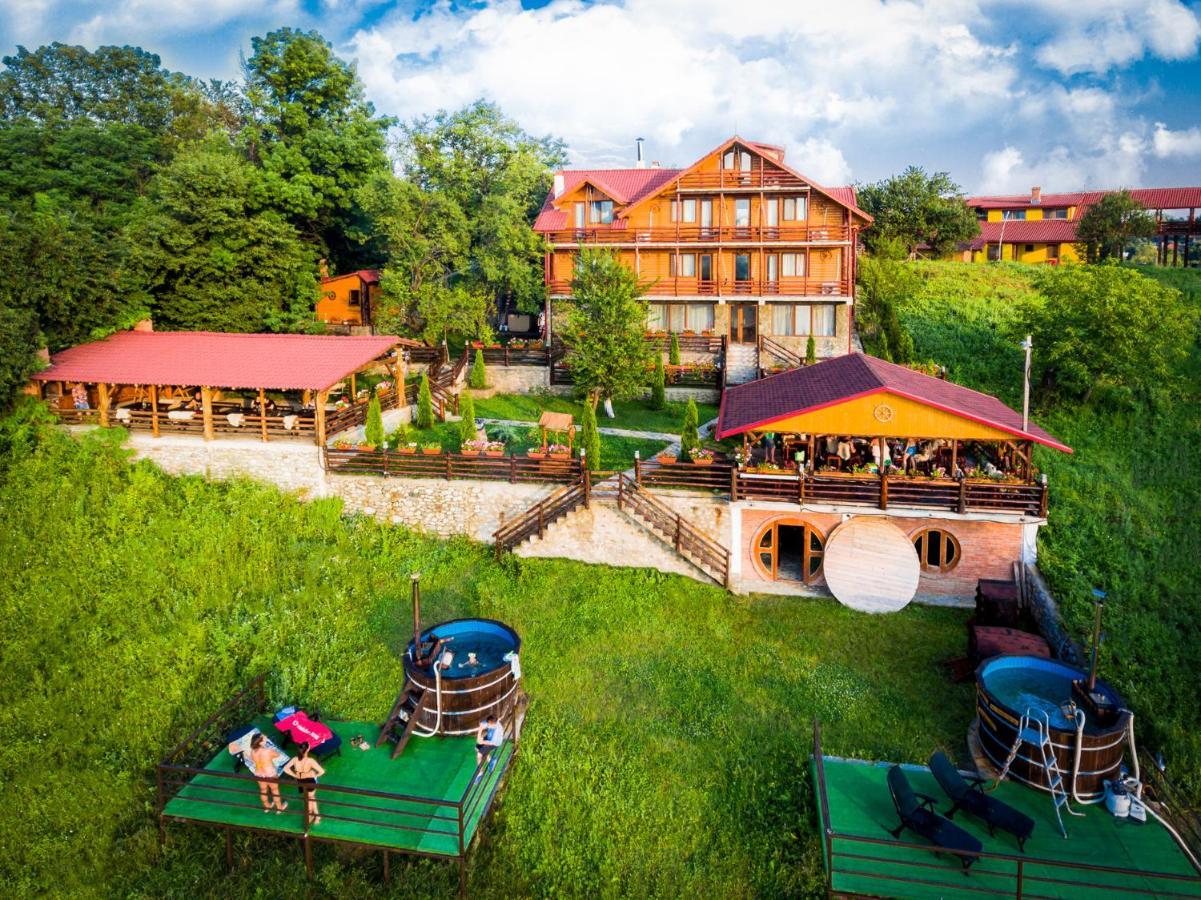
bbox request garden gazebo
[33,329,408,446]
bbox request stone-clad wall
[127,433,328,497]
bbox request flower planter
[398,447,416,455]
[421,447,441,455]
[485,451,505,458]
[692,457,714,466]
[550,452,571,460]
[656,453,678,464]
[527,451,546,460]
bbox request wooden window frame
[754,518,825,584]
[912,528,961,573]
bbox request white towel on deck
[226,413,244,427]
[282,414,298,430]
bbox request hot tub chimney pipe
[411,573,422,663]
[1087,589,1106,691]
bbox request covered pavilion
[716,353,1070,483]
[32,329,410,445]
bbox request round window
[912,528,961,573]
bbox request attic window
[590,200,614,224]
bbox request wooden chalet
[32,328,408,446]
[533,137,874,378]
[316,268,381,331]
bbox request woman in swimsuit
[250,733,288,813]
[283,744,326,825]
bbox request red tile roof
[321,269,381,285]
[967,218,1079,249]
[33,331,401,391]
[533,167,681,231]
[715,352,1070,452]
[968,187,1201,210]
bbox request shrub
[580,400,601,471]
[669,332,681,366]
[678,399,699,461]
[469,348,487,389]
[650,354,666,410]
[457,392,476,449]
[364,392,384,448]
[805,336,816,365]
[416,374,435,428]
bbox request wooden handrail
[547,275,851,298]
[544,223,850,245]
[615,474,729,585]
[493,479,588,556]
[759,335,804,370]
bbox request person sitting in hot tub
[475,715,504,766]
[458,651,480,670]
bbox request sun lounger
[887,765,982,870]
[930,751,1035,851]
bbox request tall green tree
[562,249,650,418]
[399,100,566,313]
[364,392,384,448]
[469,349,487,389]
[457,391,476,449]
[856,251,917,363]
[650,354,666,410]
[858,166,979,256]
[678,400,700,462]
[580,400,601,471]
[125,139,318,332]
[1074,191,1157,263]
[0,301,42,411]
[1020,264,1196,401]
[416,373,435,429]
[242,28,393,268]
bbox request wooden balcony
[675,170,808,191]
[548,276,851,298]
[544,223,850,245]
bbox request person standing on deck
[283,745,325,825]
[250,733,288,814]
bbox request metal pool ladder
[998,708,1082,837]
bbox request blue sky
[2,0,1199,193]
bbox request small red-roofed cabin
[317,269,381,330]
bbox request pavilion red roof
[967,187,1201,210]
[33,331,401,392]
[715,353,1070,452]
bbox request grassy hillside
[904,261,1201,799]
[0,420,972,898]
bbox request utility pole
[996,210,1009,262]
[1021,334,1032,433]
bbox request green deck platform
[812,755,1201,898]
[163,717,513,858]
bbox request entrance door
[699,254,713,293]
[729,302,757,344]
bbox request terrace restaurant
[32,329,411,446]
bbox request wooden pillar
[150,385,160,437]
[315,390,328,446]
[225,828,233,871]
[951,439,958,475]
[97,383,111,428]
[258,387,268,442]
[200,386,215,441]
[350,372,357,398]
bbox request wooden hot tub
[976,655,1130,800]
[403,618,522,736]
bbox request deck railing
[544,224,850,245]
[325,386,406,437]
[811,720,1201,898]
[644,333,723,355]
[156,674,519,877]
[675,169,809,190]
[547,276,850,298]
[323,447,584,485]
[637,461,1048,517]
[475,345,553,366]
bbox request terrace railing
[644,333,723,355]
[758,335,804,373]
[811,720,1201,898]
[547,276,851,298]
[325,386,406,437]
[476,344,554,367]
[157,674,520,878]
[50,407,100,425]
[544,224,850,245]
[636,460,1049,517]
[323,447,584,485]
[615,473,729,585]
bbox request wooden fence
[323,447,584,484]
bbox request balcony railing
[544,224,849,245]
[675,170,808,190]
[548,276,850,297]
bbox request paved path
[476,416,719,442]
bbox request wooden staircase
[377,682,432,759]
[493,478,590,557]
[758,335,804,376]
[612,473,730,586]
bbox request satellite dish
[823,517,920,614]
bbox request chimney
[650,160,660,169]
[318,258,330,278]
[635,137,645,169]
[132,317,154,333]
[552,173,565,198]
[1030,186,1042,205]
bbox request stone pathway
[476,416,719,442]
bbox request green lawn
[473,392,719,435]
[905,261,1201,802]
[0,417,972,898]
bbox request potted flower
[485,441,506,458]
[399,441,418,455]
[421,442,442,455]
[462,438,487,455]
[656,448,678,464]
[690,447,715,466]
[332,438,353,450]
[356,441,377,452]
[527,445,547,460]
[732,446,751,468]
[548,442,571,460]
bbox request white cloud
[1153,122,1201,158]
[1027,0,1201,75]
[977,133,1148,193]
